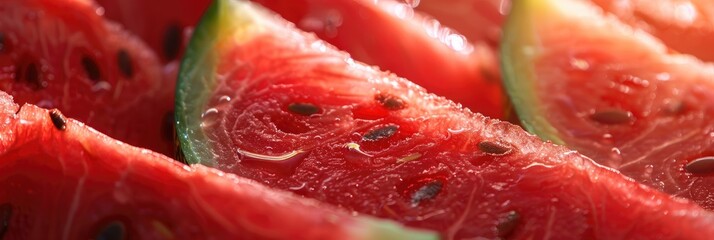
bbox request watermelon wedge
[591,0,714,62]
[501,0,714,209]
[252,0,503,118]
[0,91,436,239]
[176,0,714,238]
[0,0,174,156]
[402,0,509,47]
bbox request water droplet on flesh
[200,108,220,128]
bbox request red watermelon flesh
[400,0,509,48]
[0,91,437,240]
[591,0,714,62]
[94,0,212,63]
[252,0,503,118]
[501,0,714,208]
[176,0,714,238]
[0,0,174,156]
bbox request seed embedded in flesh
[478,141,512,155]
[497,211,520,238]
[663,101,686,115]
[287,103,320,116]
[49,109,67,131]
[116,49,134,78]
[411,180,443,206]
[0,203,12,239]
[19,62,44,90]
[163,23,182,61]
[81,55,102,82]
[590,109,633,125]
[162,111,175,141]
[0,32,5,53]
[95,221,126,240]
[363,124,399,141]
[375,94,406,110]
[685,156,714,175]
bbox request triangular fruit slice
[401,0,509,48]
[0,0,174,156]
[253,0,503,118]
[0,91,435,239]
[176,0,714,238]
[502,0,714,208]
[591,0,714,62]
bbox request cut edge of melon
[176,0,269,166]
[500,0,569,145]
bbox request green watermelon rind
[176,0,222,166]
[176,0,439,239]
[500,0,564,145]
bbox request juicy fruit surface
[0,0,174,156]
[502,0,714,208]
[178,0,714,238]
[253,0,503,118]
[95,0,212,63]
[0,91,436,240]
[592,0,714,62]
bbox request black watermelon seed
[478,141,512,155]
[363,124,399,141]
[95,221,125,240]
[664,101,686,115]
[116,49,134,78]
[376,94,406,110]
[163,24,182,61]
[287,103,320,116]
[81,55,101,82]
[0,203,12,239]
[497,211,520,238]
[411,181,443,206]
[22,62,43,90]
[685,156,714,175]
[49,109,67,131]
[0,32,5,53]
[590,109,633,125]
[161,111,174,142]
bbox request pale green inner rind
[358,218,440,240]
[500,0,564,145]
[175,0,223,165]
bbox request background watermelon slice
[0,0,174,156]
[0,91,436,240]
[400,0,509,48]
[592,0,714,62]
[95,0,212,63]
[253,0,503,118]
[502,0,714,209]
[176,0,714,238]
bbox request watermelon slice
[501,0,714,209]
[591,0,714,62]
[0,91,436,239]
[176,0,714,238]
[252,0,503,118]
[0,0,174,156]
[401,0,509,48]
[95,0,212,63]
